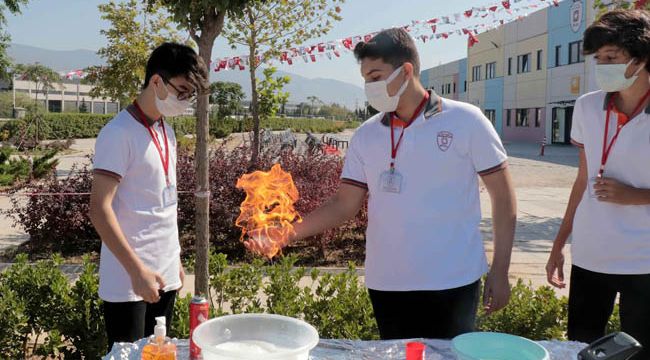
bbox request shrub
[477,279,568,340]
[176,145,367,262]
[5,164,98,258]
[0,113,359,141]
[0,284,28,358]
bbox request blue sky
[7,0,515,86]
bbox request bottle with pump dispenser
[141,316,177,360]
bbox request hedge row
[0,113,359,140]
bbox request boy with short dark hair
[288,28,517,339]
[89,42,208,349]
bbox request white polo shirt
[94,107,181,302]
[571,90,650,275]
[341,92,508,291]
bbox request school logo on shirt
[437,131,453,151]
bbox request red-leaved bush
[5,164,98,258]
[6,145,368,264]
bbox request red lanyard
[599,90,650,177]
[133,101,170,185]
[389,93,430,171]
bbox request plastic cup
[406,341,426,360]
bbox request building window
[537,50,543,70]
[516,109,529,127]
[517,54,531,73]
[534,108,541,127]
[555,45,562,67]
[508,57,512,76]
[440,84,445,95]
[472,65,482,82]
[447,83,451,94]
[486,62,497,79]
[464,81,467,92]
[485,109,496,126]
[506,109,511,127]
[453,82,456,94]
[569,41,583,64]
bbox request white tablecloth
[104,337,587,359]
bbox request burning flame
[235,164,302,258]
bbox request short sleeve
[570,97,585,148]
[469,109,508,176]
[340,132,368,190]
[93,123,131,180]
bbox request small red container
[189,295,209,360]
[406,341,426,360]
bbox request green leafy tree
[13,63,61,104]
[318,103,354,120]
[148,0,258,298]
[223,0,344,163]
[0,0,29,80]
[86,0,183,105]
[307,95,322,115]
[258,67,290,121]
[210,81,244,118]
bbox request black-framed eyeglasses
[162,77,196,102]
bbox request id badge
[380,170,403,193]
[162,185,178,207]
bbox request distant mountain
[8,43,104,71]
[7,43,364,109]
[214,69,363,109]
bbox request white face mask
[595,59,645,93]
[364,65,410,113]
[154,84,191,117]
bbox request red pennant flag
[489,5,498,11]
[431,25,437,33]
[342,38,353,50]
[468,32,479,48]
[281,52,288,62]
[317,43,326,53]
[462,28,470,35]
[427,18,438,24]
[364,34,373,42]
[442,33,449,39]
[464,9,473,18]
[502,1,511,9]
[287,58,293,65]
[482,13,489,18]
[333,50,340,57]
[310,54,316,62]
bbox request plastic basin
[192,313,319,360]
[452,332,550,360]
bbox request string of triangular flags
[60,69,87,80]
[213,0,563,72]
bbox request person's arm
[481,166,516,314]
[546,148,588,288]
[291,183,367,242]
[89,173,165,303]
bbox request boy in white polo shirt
[546,10,650,358]
[89,42,208,349]
[288,28,517,339]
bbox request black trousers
[103,290,177,351]
[368,280,480,340]
[568,265,650,360]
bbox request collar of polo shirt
[381,90,443,127]
[602,92,650,114]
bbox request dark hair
[353,28,420,77]
[583,9,650,71]
[143,42,209,93]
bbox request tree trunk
[247,10,261,167]
[194,38,214,298]
[249,60,260,166]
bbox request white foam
[214,340,292,354]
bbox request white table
[104,337,587,359]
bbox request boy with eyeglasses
[89,42,208,349]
